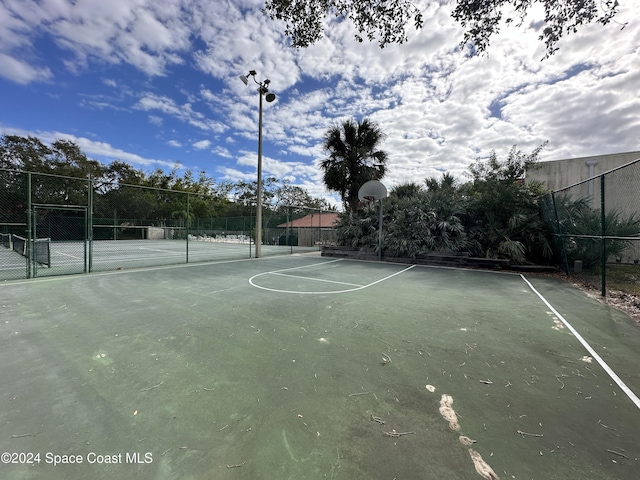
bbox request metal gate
[32,204,89,277]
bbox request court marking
[249,260,416,294]
[270,272,364,288]
[138,246,180,254]
[55,250,83,260]
[521,274,640,410]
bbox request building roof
[277,212,339,228]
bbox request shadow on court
[1,255,639,479]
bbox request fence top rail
[93,224,187,229]
[0,167,213,199]
[0,166,92,183]
[32,203,87,210]
[552,157,640,194]
[553,233,640,240]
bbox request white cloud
[0,0,193,81]
[135,93,228,134]
[213,146,232,158]
[0,52,52,84]
[1,0,639,199]
[192,139,211,150]
[218,166,255,183]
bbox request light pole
[239,70,276,258]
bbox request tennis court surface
[1,254,639,479]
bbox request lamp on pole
[239,70,276,258]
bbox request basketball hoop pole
[358,180,387,262]
[377,199,383,261]
[364,197,383,261]
[362,195,382,262]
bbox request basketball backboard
[358,180,388,202]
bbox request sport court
[1,254,639,479]
[0,237,313,280]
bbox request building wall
[527,151,640,264]
[526,151,640,191]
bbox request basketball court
[1,254,639,479]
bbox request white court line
[249,262,416,294]
[138,247,178,254]
[55,251,83,260]
[270,271,364,287]
[265,258,345,274]
[521,274,640,410]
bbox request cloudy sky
[1,0,638,205]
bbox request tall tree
[264,0,622,57]
[49,140,105,178]
[273,179,334,213]
[463,144,552,263]
[320,118,387,214]
[0,135,52,171]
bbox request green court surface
[1,255,639,480]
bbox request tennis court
[1,254,639,479]
[0,237,316,280]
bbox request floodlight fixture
[239,70,277,258]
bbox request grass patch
[606,264,640,296]
[573,264,640,296]
[562,264,640,323]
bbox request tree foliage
[462,144,552,263]
[0,134,330,232]
[336,176,469,258]
[0,135,105,177]
[385,181,468,257]
[320,118,388,214]
[264,0,423,48]
[335,144,556,265]
[453,0,622,57]
[264,0,622,56]
[550,195,640,268]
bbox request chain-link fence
[1,168,337,280]
[540,158,640,296]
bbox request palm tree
[320,118,387,214]
[391,182,423,200]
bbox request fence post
[550,192,569,274]
[600,175,606,297]
[26,172,32,279]
[186,193,190,264]
[88,175,93,273]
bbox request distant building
[277,212,339,247]
[278,212,339,228]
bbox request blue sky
[1,1,639,205]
